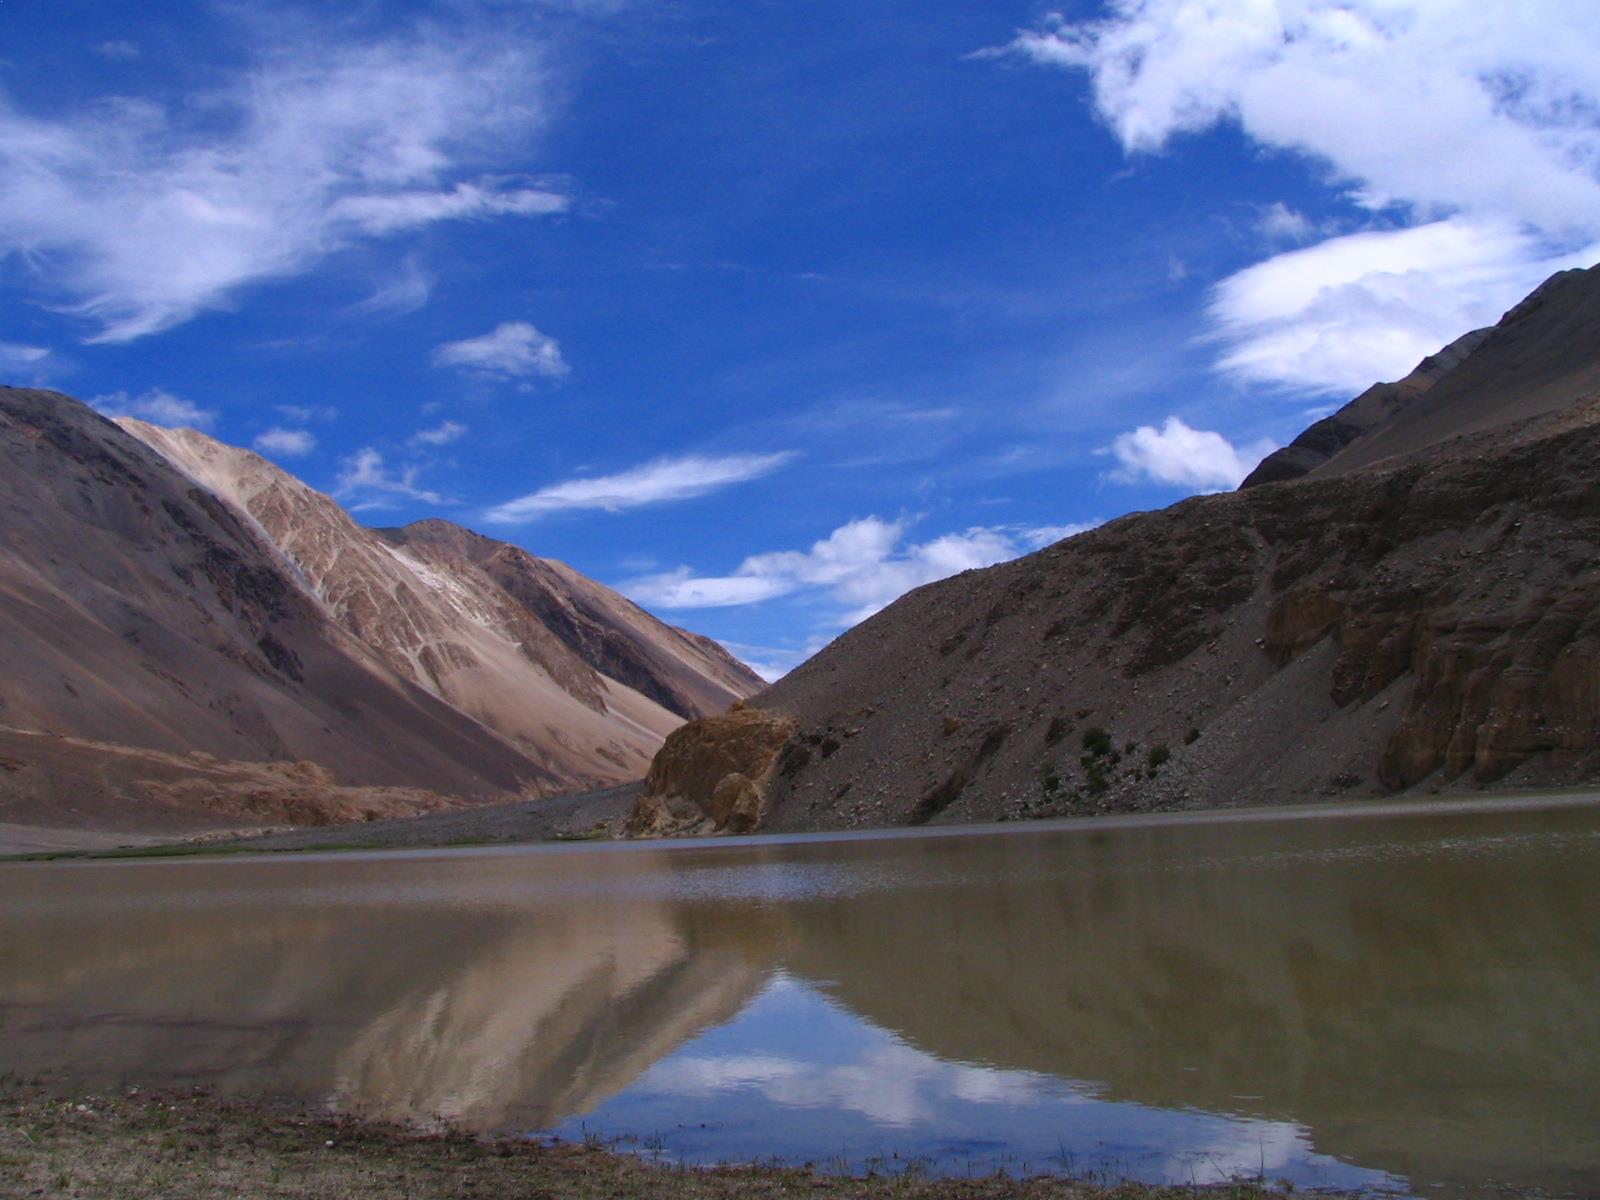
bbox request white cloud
[431,321,569,380]
[998,2,1600,232]
[276,403,338,423]
[95,40,140,61]
[1106,417,1276,491]
[1210,220,1598,392]
[1020,521,1100,549]
[409,419,468,447]
[626,515,1054,626]
[485,451,793,522]
[92,387,216,429]
[720,637,836,683]
[995,1,1600,392]
[641,1042,1057,1131]
[253,428,316,457]
[0,23,559,342]
[0,342,49,364]
[1257,202,1314,243]
[336,447,445,507]
[334,181,567,236]
[0,341,52,380]
[344,256,433,319]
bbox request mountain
[120,421,758,768]
[631,265,1600,835]
[0,389,760,848]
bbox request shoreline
[0,1081,1351,1200]
[6,783,1600,865]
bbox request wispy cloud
[1020,522,1099,549]
[0,341,53,382]
[625,514,1086,627]
[993,1,1600,391]
[344,256,433,319]
[409,419,467,447]
[485,451,794,522]
[93,387,217,429]
[0,20,560,342]
[253,428,316,457]
[432,321,568,380]
[1208,220,1594,393]
[276,403,338,423]
[336,447,446,508]
[1256,203,1316,244]
[94,40,140,61]
[1105,417,1276,491]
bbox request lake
[3,794,1598,1196]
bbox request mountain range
[0,390,761,849]
[7,265,1598,850]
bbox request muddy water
[3,795,1598,1195]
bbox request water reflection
[0,851,772,1127]
[563,974,1400,1191]
[1,798,1598,1196]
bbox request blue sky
[4,2,1598,677]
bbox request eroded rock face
[626,706,797,835]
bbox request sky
[3,1,1598,678]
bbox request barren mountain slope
[0,388,551,837]
[691,265,1600,832]
[120,421,724,787]
[376,519,762,721]
[1240,326,1489,487]
[1310,265,1600,478]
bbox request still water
[3,795,1598,1195]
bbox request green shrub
[1082,726,1112,757]
[1184,727,1201,745]
[1147,744,1171,770]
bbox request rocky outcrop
[626,705,796,835]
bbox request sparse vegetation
[1081,726,1112,758]
[1184,727,1201,745]
[1146,745,1170,772]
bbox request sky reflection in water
[554,973,1401,1190]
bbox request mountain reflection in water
[1,796,1597,1196]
